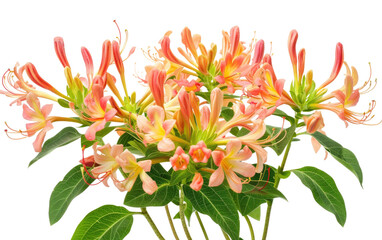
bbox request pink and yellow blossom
[189,141,211,163]
[170,146,190,171]
[209,140,255,193]
[137,105,176,152]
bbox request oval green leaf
[183,184,240,240]
[29,127,81,166]
[311,131,363,186]
[292,166,346,226]
[50,165,95,225]
[72,205,133,240]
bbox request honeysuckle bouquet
[1,23,379,240]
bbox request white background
[0,0,381,239]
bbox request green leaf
[183,184,240,240]
[29,127,81,166]
[248,206,261,221]
[124,176,177,207]
[72,205,133,240]
[170,168,194,186]
[231,189,265,216]
[243,182,287,201]
[311,131,363,185]
[262,124,296,155]
[58,98,70,108]
[117,131,140,147]
[292,166,346,226]
[49,165,95,225]
[221,107,234,121]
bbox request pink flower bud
[147,68,166,108]
[178,90,192,121]
[54,37,70,68]
[298,48,306,81]
[97,40,112,77]
[303,111,325,134]
[252,39,264,64]
[81,47,94,84]
[190,172,203,191]
[112,40,124,77]
[319,43,344,89]
[229,26,240,56]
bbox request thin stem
[262,201,273,240]
[261,132,294,240]
[195,211,209,240]
[244,215,255,240]
[179,185,192,240]
[165,205,180,240]
[221,229,230,240]
[141,207,165,240]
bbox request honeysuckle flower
[215,26,253,93]
[217,101,275,137]
[209,140,255,193]
[159,27,217,76]
[170,146,190,171]
[91,143,123,187]
[22,92,53,152]
[83,84,117,141]
[246,65,295,108]
[189,141,211,163]
[115,150,158,194]
[137,105,176,152]
[190,172,203,191]
[0,67,38,106]
[219,119,279,173]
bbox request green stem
[221,229,230,240]
[141,207,165,240]
[261,134,294,240]
[195,211,209,240]
[165,205,180,240]
[244,215,255,240]
[180,185,192,240]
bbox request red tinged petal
[147,69,166,107]
[97,40,112,76]
[81,47,94,82]
[298,48,305,81]
[178,90,192,121]
[25,63,54,91]
[181,27,198,59]
[54,37,70,68]
[229,26,240,56]
[288,30,298,80]
[112,40,124,76]
[252,39,265,64]
[319,42,344,89]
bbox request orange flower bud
[303,111,325,134]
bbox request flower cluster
[1,24,378,197]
